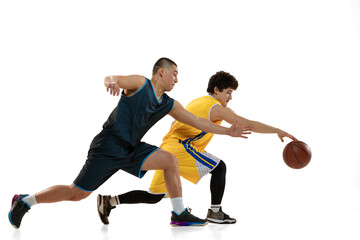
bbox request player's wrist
[274,128,282,134]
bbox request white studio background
[1,0,360,239]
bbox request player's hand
[104,76,120,96]
[276,129,298,142]
[228,119,252,138]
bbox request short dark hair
[152,57,177,76]
[207,71,238,93]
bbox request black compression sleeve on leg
[210,160,227,205]
[118,190,165,204]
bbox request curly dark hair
[207,71,238,94]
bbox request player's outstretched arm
[169,100,252,138]
[104,75,145,96]
[210,105,297,142]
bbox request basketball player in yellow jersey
[98,71,297,224]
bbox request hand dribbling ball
[283,141,311,169]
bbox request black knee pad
[211,160,226,175]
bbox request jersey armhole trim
[169,99,175,112]
[208,103,220,120]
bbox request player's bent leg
[141,149,181,199]
[97,191,166,225]
[141,149,207,227]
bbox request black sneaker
[8,194,31,229]
[206,207,236,224]
[97,194,115,224]
[170,208,208,227]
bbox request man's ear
[214,86,219,95]
[158,67,164,77]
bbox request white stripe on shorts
[195,151,221,179]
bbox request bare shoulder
[210,104,235,122]
[125,75,146,87]
[118,75,146,95]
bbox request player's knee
[146,193,165,204]
[220,160,227,173]
[212,160,227,175]
[161,152,178,170]
[167,154,178,170]
[72,192,90,201]
[69,187,91,201]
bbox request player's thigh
[141,149,177,171]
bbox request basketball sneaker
[97,194,116,224]
[8,194,31,229]
[206,207,236,224]
[170,208,208,227]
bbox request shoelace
[185,207,205,222]
[186,207,192,213]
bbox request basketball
[283,141,311,169]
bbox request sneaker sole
[206,217,236,224]
[170,221,208,227]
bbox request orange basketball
[283,141,311,169]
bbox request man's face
[162,64,178,91]
[214,87,234,107]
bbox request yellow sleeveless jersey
[150,95,223,193]
[161,95,222,152]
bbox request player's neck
[209,93,218,101]
[150,77,165,101]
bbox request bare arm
[210,105,297,142]
[104,75,145,96]
[168,100,251,138]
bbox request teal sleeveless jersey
[102,77,174,147]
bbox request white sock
[110,196,120,206]
[171,197,185,215]
[211,204,221,213]
[22,194,38,208]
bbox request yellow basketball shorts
[149,140,221,194]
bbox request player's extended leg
[36,184,92,203]
[9,185,91,229]
[207,160,236,224]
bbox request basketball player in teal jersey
[8,58,251,229]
